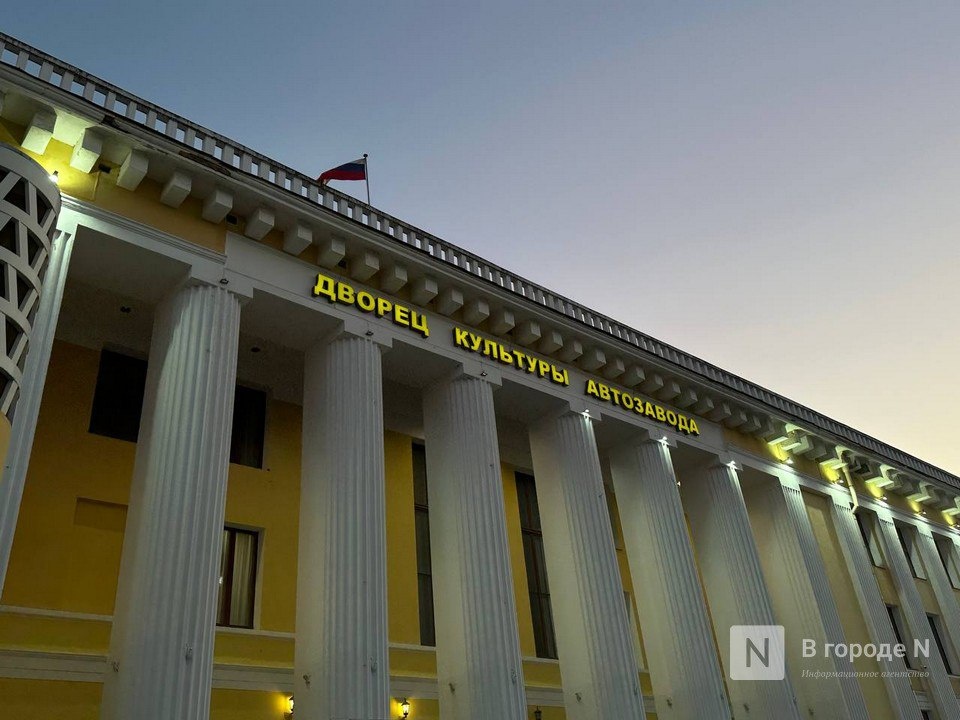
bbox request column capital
[187,264,255,301]
[430,360,502,390]
[635,426,677,448]
[317,315,394,350]
[708,452,740,472]
[530,398,604,429]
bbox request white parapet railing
[0,32,955,490]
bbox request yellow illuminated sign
[312,273,430,338]
[310,274,699,435]
[585,379,700,436]
[452,327,570,386]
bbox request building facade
[0,32,959,720]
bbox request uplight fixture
[49,170,59,184]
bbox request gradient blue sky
[7,2,959,472]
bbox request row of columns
[3,263,960,719]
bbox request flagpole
[363,153,370,205]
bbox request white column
[684,462,801,720]
[915,527,960,665]
[608,437,728,720]
[875,513,960,718]
[828,494,922,719]
[423,371,527,720]
[294,329,390,720]
[0,228,74,596]
[100,281,241,720]
[744,477,869,719]
[529,411,645,720]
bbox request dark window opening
[928,614,955,675]
[89,351,266,466]
[230,385,266,468]
[516,471,558,660]
[412,442,435,646]
[886,604,915,669]
[0,219,16,254]
[217,526,259,628]
[6,177,28,213]
[89,349,148,442]
[896,525,921,578]
[855,511,882,567]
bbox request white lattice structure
[0,143,59,419]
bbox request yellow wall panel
[0,678,102,719]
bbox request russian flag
[317,157,366,184]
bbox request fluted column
[744,476,869,719]
[684,462,801,720]
[423,372,527,720]
[874,513,960,718]
[100,281,241,720]
[608,437,727,720]
[529,411,645,720]
[828,494,921,718]
[294,330,390,720]
[915,527,960,665]
[0,227,73,597]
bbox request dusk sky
[7,2,959,472]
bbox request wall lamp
[399,698,410,718]
[534,707,543,720]
[283,695,294,718]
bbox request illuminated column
[684,462,801,720]
[915,526,960,674]
[608,436,727,720]
[828,494,922,718]
[294,328,390,720]
[529,410,645,720]
[423,370,527,720]
[874,513,960,718]
[0,143,63,596]
[100,281,241,720]
[745,476,869,719]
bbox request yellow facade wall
[0,340,572,716]
[0,678,101,720]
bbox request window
[217,526,259,628]
[89,349,148,442]
[516,471,557,659]
[412,443,435,647]
[927,614,956,675]
[89,350,266,467]
[934,534,960,589]
[855,511,884,567]
[230,385,266,468]
[896,524,925,579]
[625,591,645,670]
[886,604,915,669]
